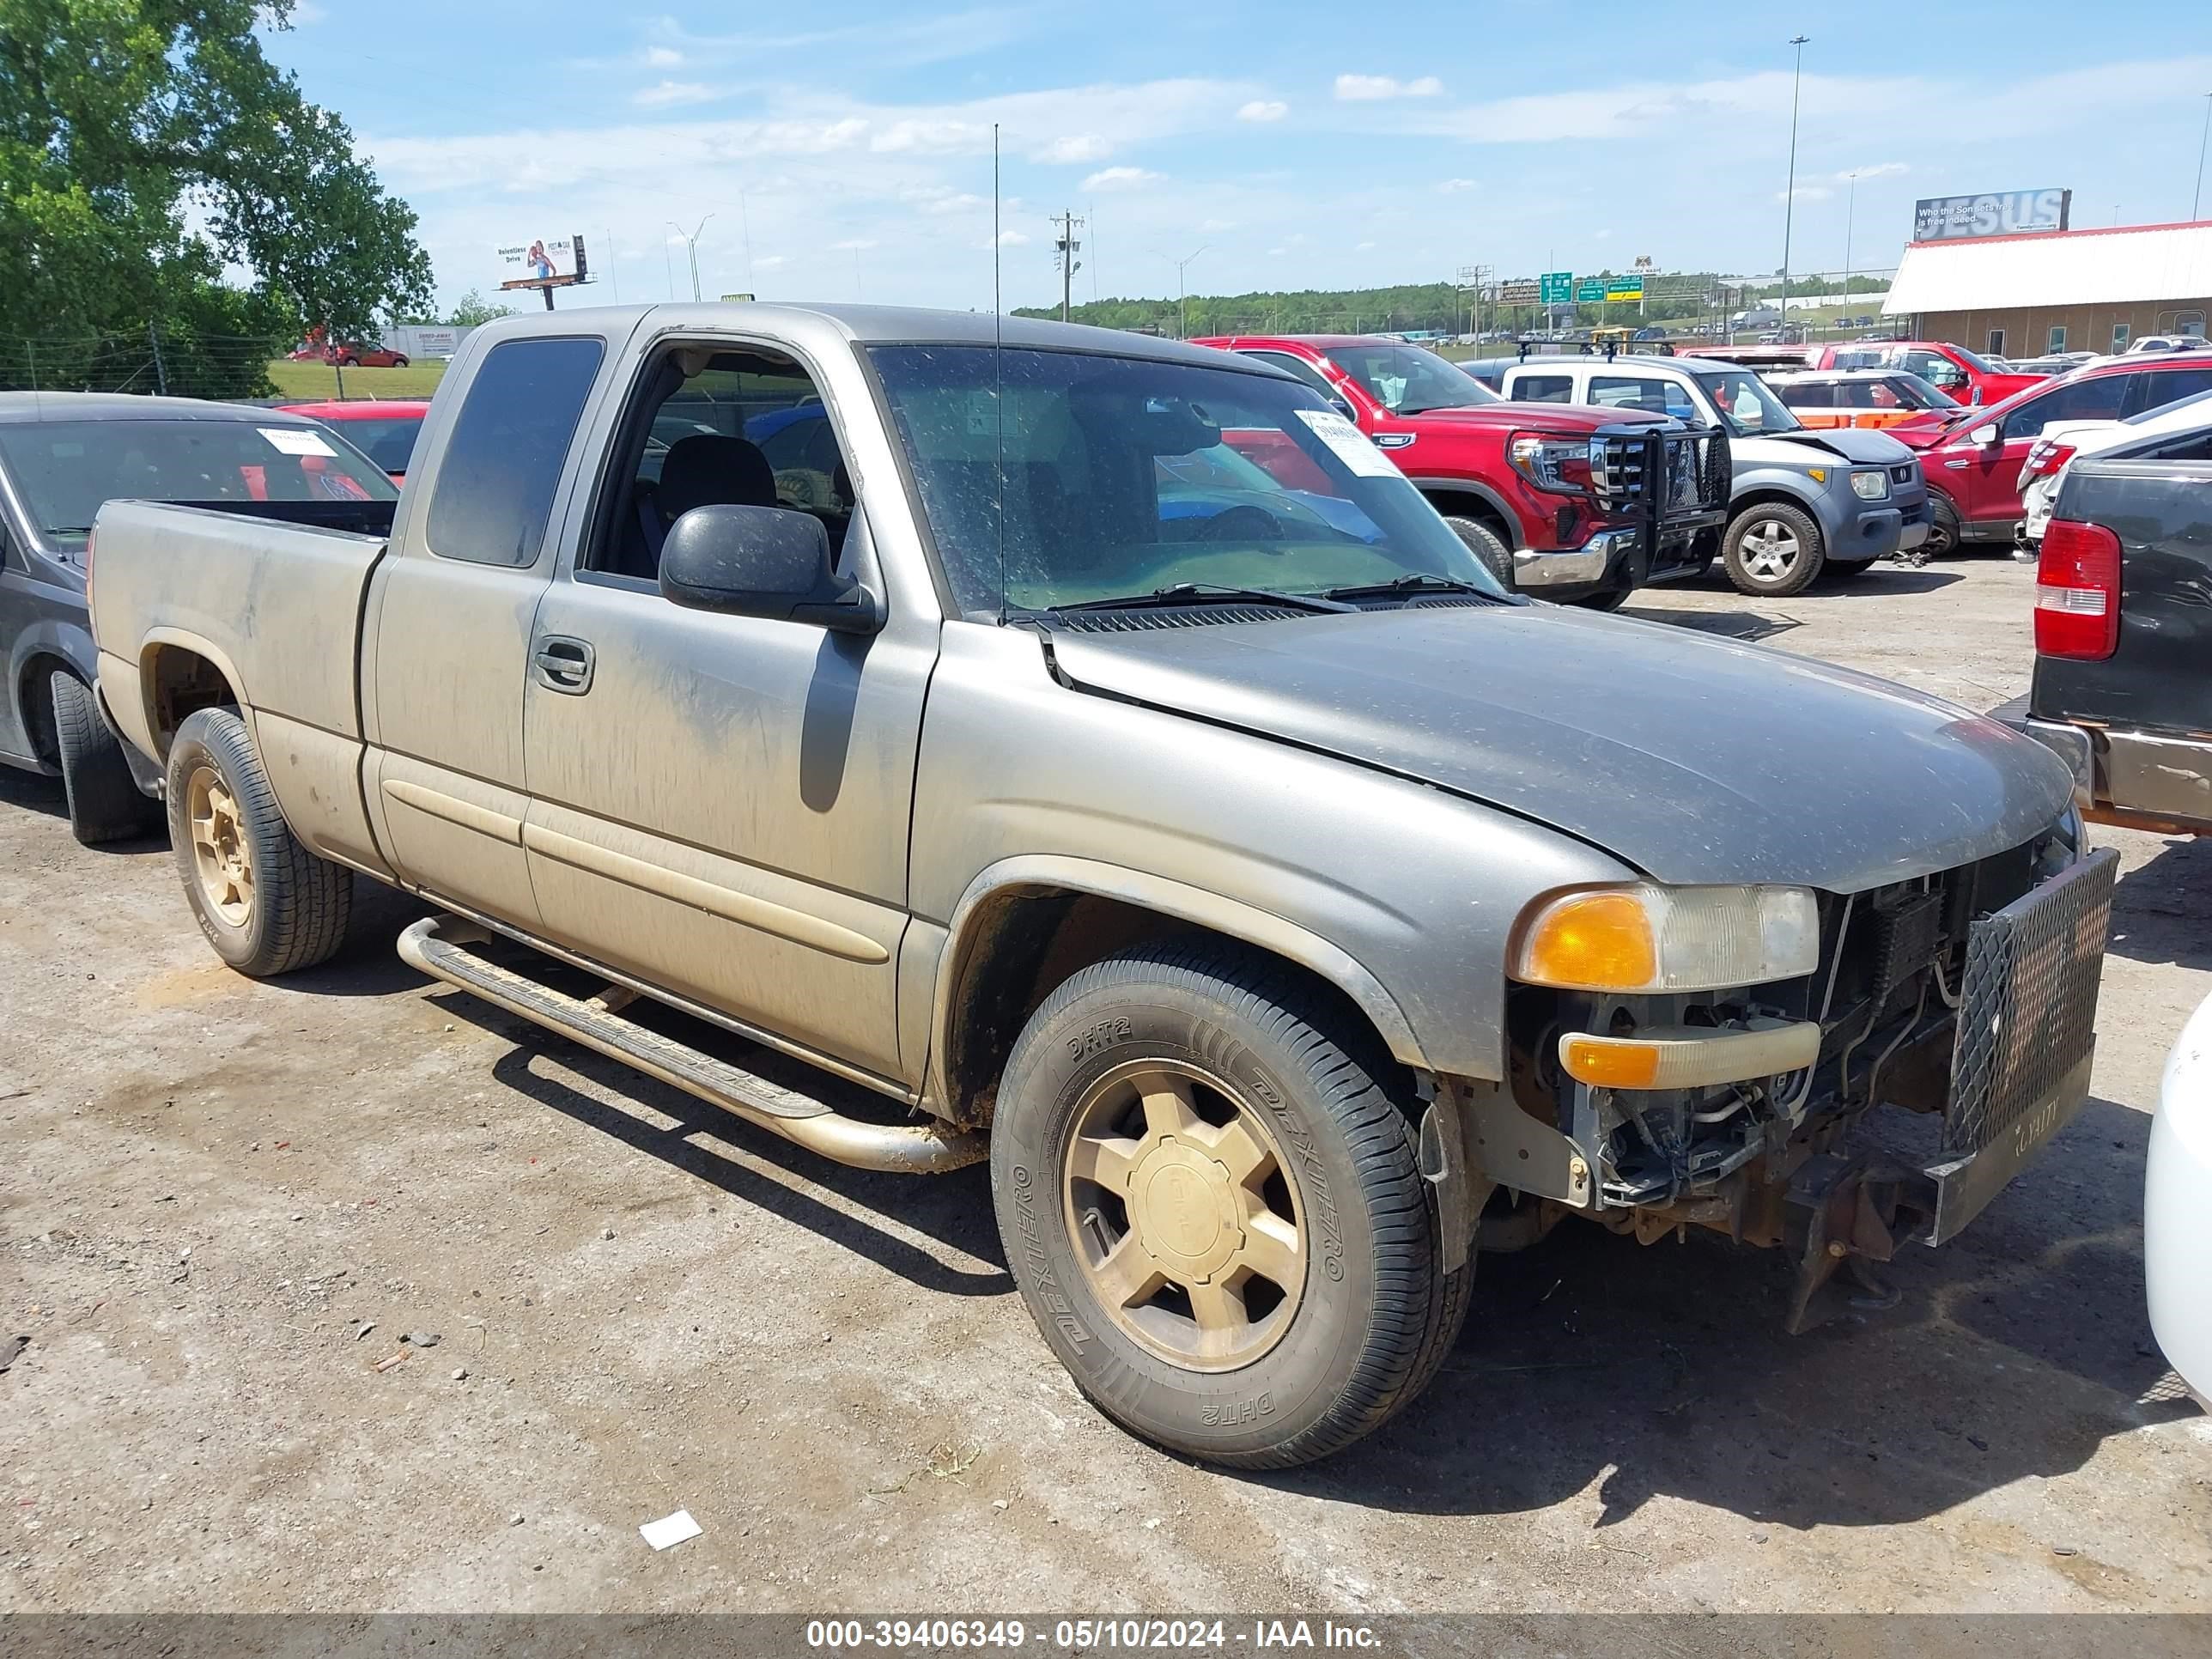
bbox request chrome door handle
[532,636,595,695]
[1942,459,1970,469]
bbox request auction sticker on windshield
[1292,408,1396,477]
[259,427,337,458]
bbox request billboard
[1912,190,2070,243]
[495,234,588,289]
[1498,279,1541,304]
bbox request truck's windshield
[1694,369,1803,436]
[1327,344,1499,414]
[867,345,1507,617]
[0,418,397,550]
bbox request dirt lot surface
[4,557,2209,1617]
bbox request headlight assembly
[1513,884,1820,993]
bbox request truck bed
[91,498,395,872]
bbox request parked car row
[17,301,2157,1468]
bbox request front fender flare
[927,854,1430,1109]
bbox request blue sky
[260,3,2212,315]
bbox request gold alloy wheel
[185,764,252,927]
[1061,1059,1307,1372]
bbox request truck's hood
[1413,401,1666,434]
[1755,427,1915,464]
[1046,605,2071,893]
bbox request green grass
[263,359,448,400]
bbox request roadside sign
[1499,279,1541,304]
[1575,277,1607,303]
[1539,271,1572,305]
[1606,276,1644,301]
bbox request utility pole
[1053,211,1085,322]
[1153,246,1209,338]
[667,215,713,302]
[1841,168,1863,332]
[605,229,618,303]
[147,320,168,395]
[1781,35,1810,334]
[2195,91,2212,220]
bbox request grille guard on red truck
[1590,422,1732,553]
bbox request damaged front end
[1461,821,2118,1331]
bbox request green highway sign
[1575,277,1607,303]
[1538,270,1572,305]
[1606,276,1644,301]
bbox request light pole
[1153,246,1210,337]
[1781,34,1809,335]
[1841,167,1864,333]
[2194,91,2212,220]
[667,214,714,302]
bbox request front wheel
[1926,494,1961,559]
[990,940,1462,1469]
[1440,515,1515,592]
[1576,588,1630,611]
[1723,501,1825,596]
[165,707,351,976]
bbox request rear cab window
[1510,374,1574,403]
[423,337,606,566]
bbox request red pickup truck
[1806,340,2044,407]
[1191,334,1727,608]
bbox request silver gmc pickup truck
[90,305,2115,1469]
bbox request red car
[1804,340,2043,407]
[277,399,431,483]
[288,341,411,368]
[1188,334,1727,608]
[1888,352,2212,553]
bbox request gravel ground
[3,556,2208,1616]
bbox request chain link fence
[0,325,293,400]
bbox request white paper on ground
[260,427,338,458]
[1291,408,1396,477]
[639,1509,702,1551]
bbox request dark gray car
[0,392,396,842]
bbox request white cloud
[1334,73,1443,101]
[1036,134,1113,163]
[1081,166,1160,191]
[1237,100,1288,123]
[1777,185,1833,203]
[1354,240,1376,251]
[1594,229,1612,240]
[1198,217,1237,232]
[902,185,988,216]
[1266,246,1287,256]
[831,238,879,251]
[634,81,717,109]
[1838,161,1910,181]
[644,46,684,68]
[1437,177,1478,193]
[756,254,790,270]
[976,228,1031,249]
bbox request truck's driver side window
[584,345,857,584]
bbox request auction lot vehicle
[1190,334,1729,610]
[0,392,396,844]
[1893,352,2212,556]
[93,305,2112,1468]
[1489,355,1929,596]
[1765,368,1961,433]
[2148,988,2212,1409]
[2017,388,2212,550]
[2013,454,2212,836]
[1808,340,2045,406]
[278,400,433,483]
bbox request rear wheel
[165,707,351,976]
[1440,515,1514,591]
[990,940,1462,1468]
[49,671,161,846]
[1576,589,1630,611]
[1723,501,1825,596]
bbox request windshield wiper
[1322,573,1505,603]
[1046,581,1356,615]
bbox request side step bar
[398,915,988,1175]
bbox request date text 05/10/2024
[802,1619,1382,1650]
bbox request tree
[447,289,518,329]
[0,1,431,393]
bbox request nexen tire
[989,939,1455,1468]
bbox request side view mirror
[1969,422,2001,447]
[659,503,883,635]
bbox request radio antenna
[993,121,1007,626]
